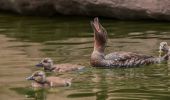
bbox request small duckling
[159,42,170,57]
[35,58,85,73]
[26,71,72,88]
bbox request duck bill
[91,17,108,48]
[26,75,34,80]
[35,63,43,67]
[91,17,101,34]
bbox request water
[0,14,170,100]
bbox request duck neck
[91,41,105,60]
[161,51,170,61]
[94,39,105,53]
[36,77,47,84]
[91,33,106,60]
[44,63,55,71]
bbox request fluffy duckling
[26,71,72,88]
[159,42,170,57]
[35,58,85,73]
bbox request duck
[90,17,170,68]
[35,58,85,73]
[26,71,72,88]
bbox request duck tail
[91,17,108,51]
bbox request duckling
[26,71,72,88]
[90,17,170,68]
[35,58,85,73]
[159,42,170,57]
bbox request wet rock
[0,0,170,20]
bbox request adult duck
[35,58,85,73]
[26,71,72,88]
[90,17,170,68]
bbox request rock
[0,0,170,20]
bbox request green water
[1,14,170,100]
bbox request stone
[0,0,170,20]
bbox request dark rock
[0,0,170,20]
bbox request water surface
[0,14,170,100]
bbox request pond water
[0,14,170,100]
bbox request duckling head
[159,42,169,54]
[36,58,53,70]
[26,71,46,83]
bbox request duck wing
[105,52,154,61]
[54,64,85,72]
[46,77,71,87]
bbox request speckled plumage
[90,17,169,68]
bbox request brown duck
[26,71,72,88]
[35,58,85,72]
[90,17,170,68]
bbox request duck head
[26,71,46,84]
[36,58,54,71]
[91,17,108,53]
[159,42,169,54]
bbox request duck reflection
[11,87,47,100]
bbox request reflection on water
[11,88,47,100]
[0,14,170,100]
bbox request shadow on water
[1,14,170,100]
[10,87,47,100]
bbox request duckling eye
[43,60,48,63]
[163,44,167,48]
[161,44,166,48]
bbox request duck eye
[163,44,167,47]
